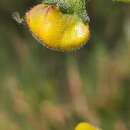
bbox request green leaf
[113,0,130,3]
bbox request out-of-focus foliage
[0,0,130,130]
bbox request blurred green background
[0,0,130,130]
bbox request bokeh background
[0,0,130,130]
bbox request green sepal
[57,1,73,14]
[78,10,90,23]
[42,0,57,5]
[72,0,90,23]
[42,0,90,23]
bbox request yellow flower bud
[25,3,90,52]
[75,122,100,130]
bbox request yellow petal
[75,122,100,130]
